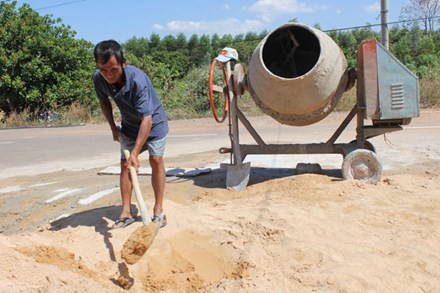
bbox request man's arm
[99,98,120,141]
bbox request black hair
[94,40,126,65]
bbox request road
[0,120,229,179]
[1,110,440,179]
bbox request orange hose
[208,59,229,123]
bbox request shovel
[221,162,251,191]
[119,138,160,265]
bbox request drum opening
[262,25,320,78]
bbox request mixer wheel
[342,149,382,184]
[349,140,376,153]
[208,59,229,123]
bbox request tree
[149,33,161,50]
[162,35,179,51]
[390,24,440,79]
[219,34,233,50]
[187,34,201,67]
[210,34,221,55]
[124,37,150,57]
[0,2,95,115]
[351,26,379,45]
[400,0,440,32]
[195,35,212,66]
[327,31,358,68]
[175,33,187,50]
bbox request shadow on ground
[49,204,139,233]
[170,167,343,189]
[49,204,140,288]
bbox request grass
[0,103,107,128]
[1,79,438,128]
[420,79,440,108]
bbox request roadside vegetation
[1,1,439,127]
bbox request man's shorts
[120,136,166,159]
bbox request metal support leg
[222,63,251,191]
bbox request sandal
[151,213,167,228]
[111,217,136,229]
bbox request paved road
[0,120,230,179]
[1,110,439,179]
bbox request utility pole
[381,0,389,49]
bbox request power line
[35,0,86,11]
[324,15,440,32]
[226,16,440,47]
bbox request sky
[12,0,412,44]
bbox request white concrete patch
[54,188,70,192]
[0,185,22,194]
[168,133,217,138]
[51,213,71,222]
[207,154,343,170]
[45,188,83,203]
[79,188,119,205]
[243,154,343,169]
[0,142,13,145]
[29,182,57,187]
[98,166,212,177]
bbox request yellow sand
[121,223,159,265]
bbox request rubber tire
[349,140,376,153]
[342,149,382,184]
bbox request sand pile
[0,165,439,292]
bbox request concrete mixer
[208,22,420,191]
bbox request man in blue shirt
[93,40,168,229]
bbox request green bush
[0,2,96,116]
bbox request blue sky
[14,0,410,44]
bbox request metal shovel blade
[222,162,251,192]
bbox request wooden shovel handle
[119,137,151,224]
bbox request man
[93,40,168,229]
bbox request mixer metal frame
[217,62,403,191]
[209,33,418,191]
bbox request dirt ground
[0,111,439,292]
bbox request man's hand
[112,128,125,142]
[121,146,140,172]
[129,152,141,172]
[127,115,152,172]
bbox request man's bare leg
[149,155,165,217]
[119,159,133,218]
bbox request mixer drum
[247,23,348,126]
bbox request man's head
[94,40,126,65]
[94,40,126,85]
